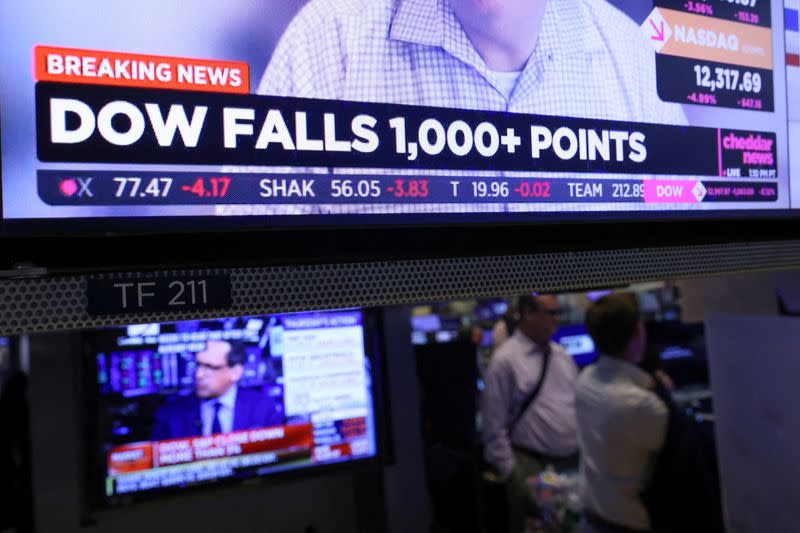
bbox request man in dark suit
[151,340,283,440]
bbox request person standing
[576,293,667,532]
[482,294,579,532]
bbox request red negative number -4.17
[180,176,231,198]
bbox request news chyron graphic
[0,0,794,223]
[92,310,377,501]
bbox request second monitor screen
[88,309,378,505]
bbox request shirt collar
[206,384,238,409]
[596,356,654,390]
[389,0,443,48]
[389,0,606,60]
[537,0,607,59]
[512,329,549,355]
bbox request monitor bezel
[4,213,800,275]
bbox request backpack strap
[509,348,552,434]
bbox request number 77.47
[113,177,173,197]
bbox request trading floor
[3,271,799,533]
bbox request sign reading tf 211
[86,275,232,316]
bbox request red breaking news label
[108,443,154,475]
[34,45,250,94]
[107,423,314,474]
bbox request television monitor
[644,322,708,387]
[411,331,428,346]
[473,299,509,322]
[552,324,598,367]
[480,329,494,348]
[85,309,380,506]
[0,0,798,242]
[0,337,11,387]
[410,314,462,345]
[0,337,9,366]
[411,314,442,334]
[434,330,460,343]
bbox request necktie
[211,401,223,435]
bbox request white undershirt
[490,70,523,100]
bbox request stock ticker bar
[645,0,775,111]
[37,171,780,206]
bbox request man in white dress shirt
[576,293,668,532]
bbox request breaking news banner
[109,424,314,475]
[34,46,250,94]
[106,420,369,495]
[35,82,778,178]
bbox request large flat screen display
[86,309,379,505]
[1,0,798,229]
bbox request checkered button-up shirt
[259,0,686,123]
[226,0,687,216]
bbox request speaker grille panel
[1,240,799,334]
